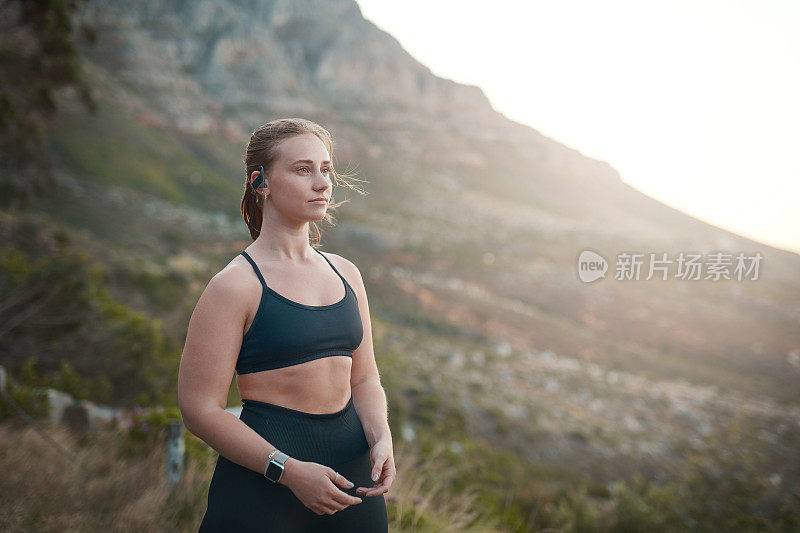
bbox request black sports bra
[235,249,363,374]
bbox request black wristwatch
[264,448,290,483]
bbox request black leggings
[198,394,388,532]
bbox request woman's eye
[297,167,331,175]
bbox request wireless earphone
[250,165,266,192]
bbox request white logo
[578,250,608,283]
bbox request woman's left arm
[335,254,395,497]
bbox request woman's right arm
[177,270,362,514]
[178,271,281,474]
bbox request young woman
[178,118,394,531]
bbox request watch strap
[263,448,278,476]
[264,450,289,483]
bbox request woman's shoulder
[318,249,357,272]
[207,254,259,296]
[317,249,364,290]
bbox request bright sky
[355,0,800,255]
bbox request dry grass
[0,420,506,532]
[387,440,505,532]
[0,421,214,532]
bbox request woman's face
[257,133,333,222]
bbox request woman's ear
[250,166,268,194]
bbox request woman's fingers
[359,478,391,496]
[329,468,355,490]
[327,470,362,506]
[318,490,360,516]
[330,487,363,507]
[358,460,395,496]
[372,456,388,481]
[370,459,384,483]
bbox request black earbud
[250,165,266,192]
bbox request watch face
[266,461,284,482]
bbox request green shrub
[0,378,50,424]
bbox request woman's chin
[305,212,327,222]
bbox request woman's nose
[313,169,332,184]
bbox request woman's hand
[356,439,396,497]
[280,458,362,515]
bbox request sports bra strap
[240,251,267,289]
[313,248,346,283]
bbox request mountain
[11,0,800,493]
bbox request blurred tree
[0,0,96,207]
[0,218,178,407]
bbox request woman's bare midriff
[236,356,353,415]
